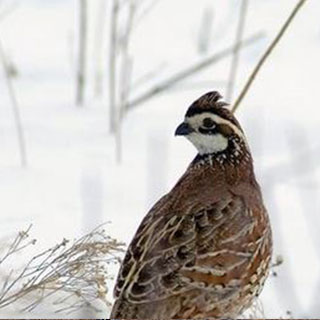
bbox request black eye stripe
[202,118,215,128]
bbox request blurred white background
[0,0,320,318]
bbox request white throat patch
[187,132,228,155]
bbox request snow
[1,0,320,318]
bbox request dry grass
[0,224,124,314]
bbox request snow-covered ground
[0,0,320,318]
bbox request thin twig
[116,0,135,163]
[226,0,249,102]
[0,36,27,167]
[93,0,107,97]
[109,0,119,133]
[128,32,264,110]
[76,0,88,106]
[232,0,308,113]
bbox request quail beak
[175,122,194,136]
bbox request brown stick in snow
[232,0,308,113]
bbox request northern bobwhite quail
[110,91,272,319]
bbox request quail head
[110,91,272,319]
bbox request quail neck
[175,92,252,169]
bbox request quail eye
[202,118,215,128]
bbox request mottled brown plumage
[111,91,272,319]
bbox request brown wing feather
[112,193,255,306]
[111,165,271,319]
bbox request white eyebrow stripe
[186,112,249,149]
